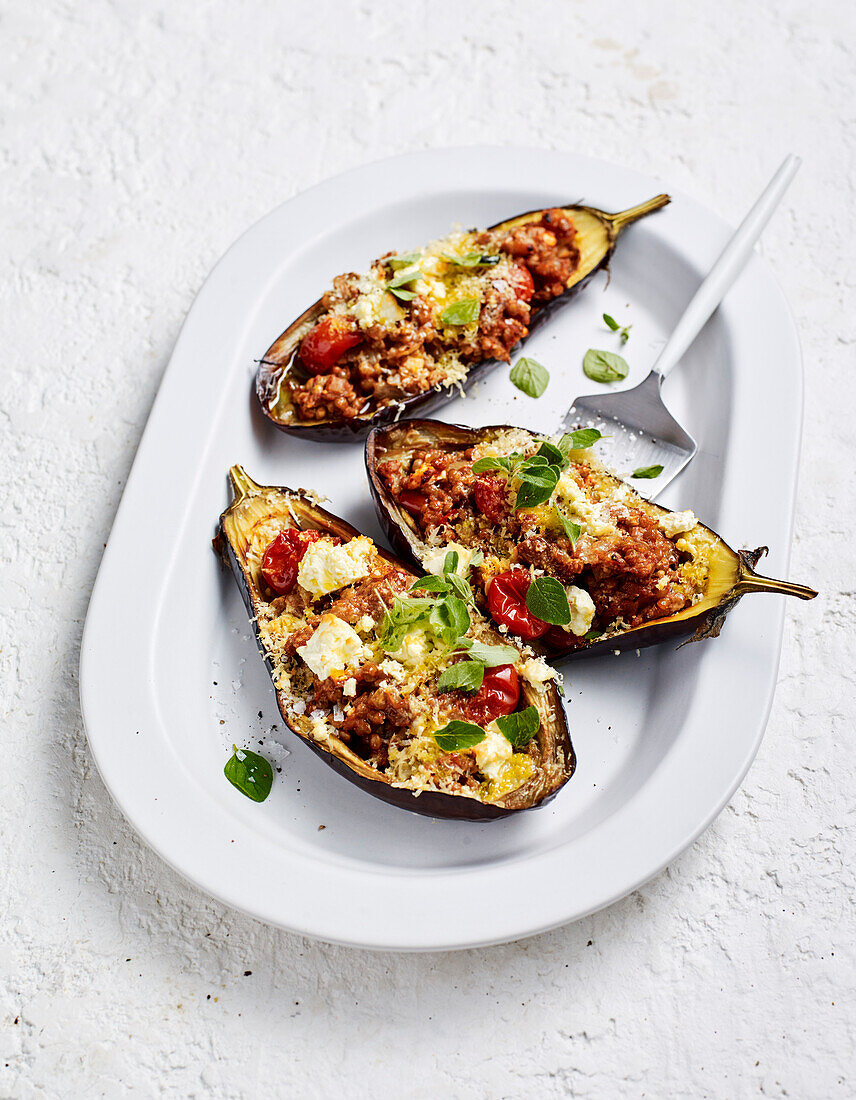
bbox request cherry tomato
[299,316,362,375]
[487,568,549,640]
[473,474,508,523]
[509,263,535,303]
[261,529,325,595]
[464,664,520,725]
[399,490,427,518]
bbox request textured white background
[2,1,854,1096]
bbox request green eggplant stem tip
[609,193,671,233]
[737,569,817,601]
[228,464,262,504]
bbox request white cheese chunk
[296,615,367,681]
[297,536,373,598]
[378,659,406,682]
[659,510,697,538]
[564,585,596,637]
[520,656,556,691]
[389,631,430,668]
[473,726,513,780]
[421,541,475,577]
[342,678,357,697]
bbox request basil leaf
[445,573,474,604]
[388,286,417,302]
[469,550,484,568]
[515,480,556,509]
[559,428,603,451]
[388,268,420,288]
[526,575,571,625]
[379,597,435,650]
[430,595,470,645]
[603,312,620,332]
[434,720,487,752]
[437,660,485,693]
[224,746,273,803]
[510,357,549,398]
[555,507,581,546]
[631,465,664,479]
[410,575,450,593]
[442,251,501,268]
[443,550,459,575]
[471,456,510,475]
[515,464,559,509]
[389,252,421,269]
[440,298,481,326]
[535,441,568,469]
[466,641,519,666]
[583,348,629,384]
[496,706,541,748]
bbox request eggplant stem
[607,193,671,234]
[228,464,263,504]
[736,568,817,601]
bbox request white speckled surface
[2,2,853,1096]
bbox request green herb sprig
[603,313,632,344]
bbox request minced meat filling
[286,211,580,421]
[254,527,551,797]
[377,441,705,638]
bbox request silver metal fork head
[562,371,697,499]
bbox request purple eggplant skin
[255,194,671,443]
[365,419,818,662]
[216,465,574,820]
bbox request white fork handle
[653,154,801,380]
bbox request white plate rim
[80,146,803,951]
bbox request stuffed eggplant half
[366,421,817,660]
[217,466,574,819]
[256,194,670,442]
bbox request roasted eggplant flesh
[256,194,670,442]
[218,465,574,819]
[366,420,817,660]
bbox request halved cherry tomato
[508,263,535,303]
[399,490,427,518]
[299,316,362,375]
[261,529,325,595]
[463,664,520,725]
[487,568,549,640]
[473,474,509,523]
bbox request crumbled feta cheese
[296,615,367,680]
[473,726,513,780]
[379,659,406,681]
[389,631,430,668]
[357,614,375,633]
[520,656,556,690]
[297,536,373,598]
[292,699,307,714]
[659,510,697,538]
[556,470,616,537]
[421,541,476,577]
[342,678,357,697]
[564,585,596,637]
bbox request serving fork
[563,155,801,499]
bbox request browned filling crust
[288,211,580,422]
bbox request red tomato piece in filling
[299,316,362,375]
[261,529,325,595]
[473,474,509,523]
[399,490,427,518]
[486,568,549,640]
[463,664,520,725]
[509,263,535,303]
